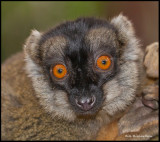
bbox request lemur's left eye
[96,55,111,70]
[52,64,67,79]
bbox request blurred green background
[1,1,158,63]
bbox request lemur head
[24,14,143,121]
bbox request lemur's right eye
[96,55,111,70]
[52,64,67,79]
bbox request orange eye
[97,55,111,70]
[53,64,67,79]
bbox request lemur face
[39,18,119,116]
[25,15,142,120]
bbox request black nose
[75,96,96,111]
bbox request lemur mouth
[75,107,100,119]
[77,111,98,119]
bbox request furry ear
[110,14,143,64]
[24,30,42,64]
[110,14,135,43]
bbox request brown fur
[86,27,118,51]
[96,120,119,140]
[41,36,67,59]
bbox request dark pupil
[102,60,106,65]
[58,68,63,73]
